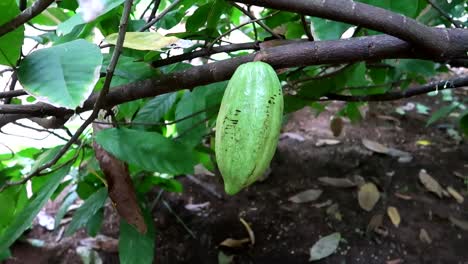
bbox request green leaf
[175,82,226,146]
[427,103,459,126]
[459,113,468,136]
[134,92,178,123]
[18,39,102,109]
[31,7,72,26]
[186,4,211,32]
[395,59,437,77]
[86,208,104,237]
[0,165,71,253]
[102,55,158,86]
[119,211,155,264]
[0,188,17,230]
[65,188,108,236]
[0,0,24,66]
[95,128,196,174]
[310,18,351,40]
[30,146,62,173]
[57,0,125,35]
[105,32,179,51]
[0,249,11,262]
[54,192,78,229]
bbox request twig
[0,0,134,192]
[0,0,55,37]
[92,105,218,127]
[230,2,282,39]
[147,0,162,23]
[139,0,182,31]
[3,72,19,104]
[0,89,27,100]
[426,0,463,28]
[139,0,155,19]
[13,121,70,142]
[301,15,314,41]
[162,199,196,238]
[318,75,468,102]
[151,42,259,68]
[0,143,15,161]
[208,11,280,49]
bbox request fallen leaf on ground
[416,140,431,146]
[219,238,250,248]
[318,177,356,188]
[185,202,210,212]
[280,132,305,142]
[419,169,444,198]
[394,192,413,200]
[358,183,380,212]
[367,214,383,233]
[330,116,343,137]
[289,189,323,203]
[362,139,389,154]
[419,228,432,244]
[387,206,401,227]
[312,200,333,208]
[449,216,468,231]
[387,259,403,264]
[447,186,464,204]
[326,203,342,221]
[309,232,341,262]
[315,139,341,147]
[240,218,255,245]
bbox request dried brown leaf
[220,238,250,248]
[93,123,147,234]
[387,206,401,227]
[367,214,383,233]
[240,218,255,245]
[318,177,356,188]
[418,169,443,198]
[288,189,323,203]
[358,183,380,212]
[330,116,343,137]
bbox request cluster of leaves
[0,0,466,262]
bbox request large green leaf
[119,211,155,264]
[0,165,71,253]
[18,39,102,109]
[134,92,178,123]
[65,188,108,236]
[95,128,196,174]
[0,0,24,66]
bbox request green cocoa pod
[215,61,283,195]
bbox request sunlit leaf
[105,32,179,51]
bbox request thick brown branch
[0,29,467,125]
[0,0,55,37]
[235,0,454,56]
[322,76,468,102]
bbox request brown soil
[6,91,468,264]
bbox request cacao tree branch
[0,0,55,37]
[0,29,467,127]
[320,76,468,102]
[230,2,283,39]
[139,0,182,31]
[0,89,27,100]
[234,0,454,55]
